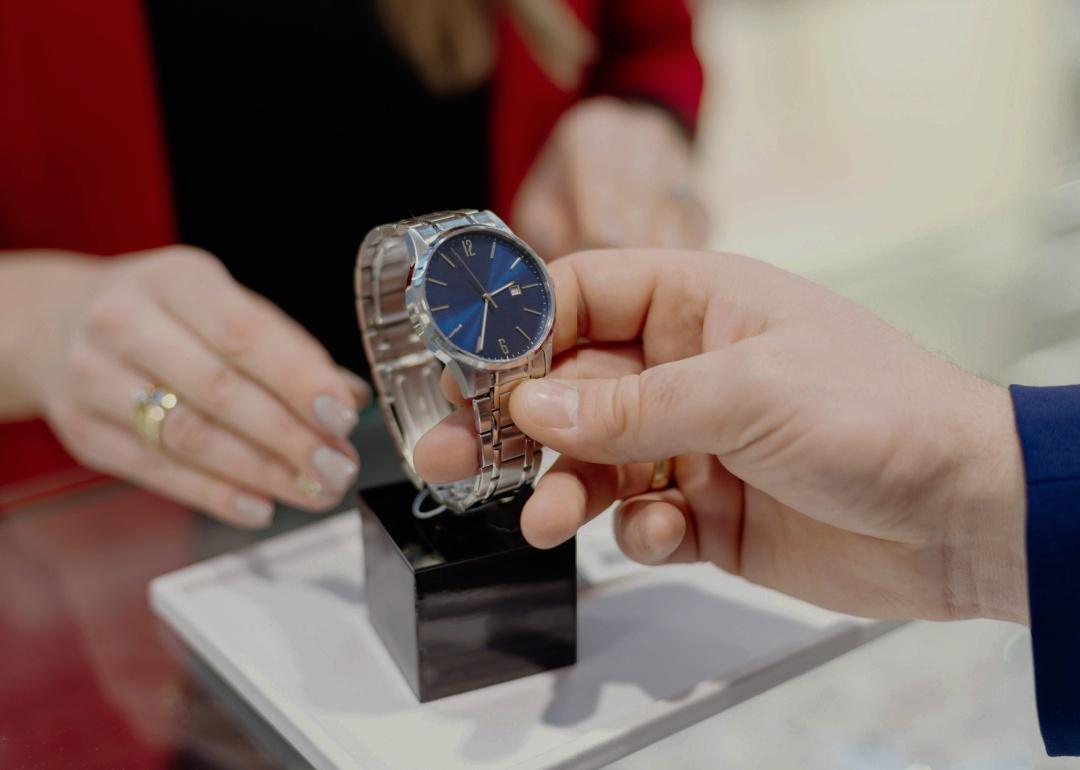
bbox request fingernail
[341,370,373,406]
[313,394,359,438]
[313,445,359,492]
[518,380,578,429]
[644,508,682,561]
[234,494,273,526]
[296,473,324,498]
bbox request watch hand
[455,252,499,309]
[488,281,516,297]
[476,297,489,353]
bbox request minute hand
[455,253,499,309]
[476,296,489,353]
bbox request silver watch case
[402,219,556,399]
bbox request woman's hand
[512,98,708,260]
[19,246,368,527]
[413,249,1029,624]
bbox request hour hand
[455,252,499,309]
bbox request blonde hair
[376,0,595,94]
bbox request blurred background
[694,0,1073,385]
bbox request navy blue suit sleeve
[1011,384,1080,756]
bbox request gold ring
[649,458,674,491]
[132,385,179,451]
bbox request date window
[509,283,522,297]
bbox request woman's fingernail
[340,370,373,407]
[296,473,323,498]
[313,394,359,438]
[518,380,578,429]
[313,445,359,493]
[234,494,274,526]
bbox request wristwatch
[356,209,555,512]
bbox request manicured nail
[313,394,359,438]
[313,445,359,493]
[234,494,273,526]
[341,370,373,406]
[296,473,324,498]
[518,380,578,429]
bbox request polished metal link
[357,209,545,512]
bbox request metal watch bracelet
[356,210,547,512]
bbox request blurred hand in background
[512,97,709,260]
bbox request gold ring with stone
[649,458,674,491]
[132,385,179,451]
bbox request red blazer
[0,0,702,497]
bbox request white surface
[612,620,1074,769]
[150,511,886,770]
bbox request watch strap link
[441,355,547,510]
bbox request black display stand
[358,481,577,702]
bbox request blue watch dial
[422,231,552,362]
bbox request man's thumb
[509,353,726,464]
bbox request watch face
[422,230,553,363]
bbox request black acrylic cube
[359,480,577,702]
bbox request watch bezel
[405,224,555,373]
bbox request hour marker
[439,253,455,267]
[447,323,463,338]
[515,325,531,341]
[429,304,449,312]
[428,277,447,286]
[520,283,540,289]
[523,307,541,316]
[509,256,521,270]
[489,241,497,259]
[463,239,476,257]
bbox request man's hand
[413,249,1028,624]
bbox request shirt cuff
[1011,384,1080,756]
